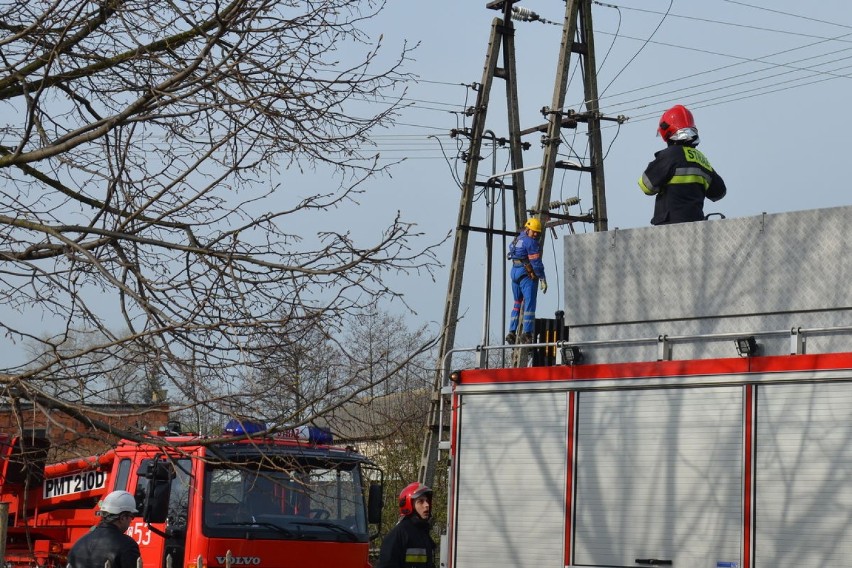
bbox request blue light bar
[304,426,333,445]
[224,418,267,436]
[279,425,334,445]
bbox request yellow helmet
[524,218,542,233]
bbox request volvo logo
[215,557,261,566]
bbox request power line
[605,46,852,116]
[594,0,673,98]
[593,2,623,88]
[601,3,852,41]
[355,4,852,166]
[719,0,852,30]
[665,66,849,116]
[594,28,852,109]
[412,78,476,87]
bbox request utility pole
[418,0,627,486]
[417,0,527,487]
[534,0,617,234]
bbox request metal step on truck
[440,206,852,568]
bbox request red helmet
[658,104,698,144]
[398,482,432,516]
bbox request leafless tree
[299,310,440,535]
[229,310,437,432]
[0,0,442,439]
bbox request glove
[539,280,548,294]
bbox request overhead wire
[361,3,852,167]
[604,44,852,111]
[595,53,852,129]
[592,1,623,78]
[428,134,464,187]
[352,75,477,160]
[413,78,477,87]
[594,0,673,98]
[608,50,852,122]
[605,4,852,41]
[719,0,852,31]
[529,0,852,142]
[586,28,852,115]
[594,1,852,105]
[635,62,852,120]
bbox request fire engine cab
[0,419,384,568]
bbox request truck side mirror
[367,482,383,525]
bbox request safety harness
[507,235,537,280]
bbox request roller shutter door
[754,382,852,567]
[573,387,743,567]
[453,391,568,568]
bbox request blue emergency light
[284,425,333,445]
[224,418,267,435]
[223,418,334,444]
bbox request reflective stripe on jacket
[638,144,726,225]
[377,515,436,568]
[507,231,546,280]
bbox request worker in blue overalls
[505,217,547,344]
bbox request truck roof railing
[444,323,852,382]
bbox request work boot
[505,331,516,344]
[519,332,533,344]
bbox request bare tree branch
[0,0,442,439]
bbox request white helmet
[98,490,139,515]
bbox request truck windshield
[202,459,368,542]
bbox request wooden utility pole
[579,0,609,232]
[534,0,610,233]
[419,0,624,485]
[418,0,527,487]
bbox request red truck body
[1,424,382,568]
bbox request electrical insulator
[511,6,540,22]
[548,197,581,210]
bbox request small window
[114,458,131,491]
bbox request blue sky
[6,1,852,366]
[345,0,852,348]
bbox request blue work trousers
[509,266,538,334]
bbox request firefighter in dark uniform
[377,482,436,568]
[68,490,141,568]
[639,104,727,225]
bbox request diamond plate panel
[563,206,852,363]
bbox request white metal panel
[564,206,852,326]
[573,387,743,568]
[453,391,568,568]
[755,382,852,567]
[563,206,852,363]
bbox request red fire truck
[439,206,852,568]
[0,420,384,568]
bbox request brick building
[0,402,170,459]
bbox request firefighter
[639,104,727,225]
[377,482,436,568]
[68,490,141,568]
[505,217,547,344]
